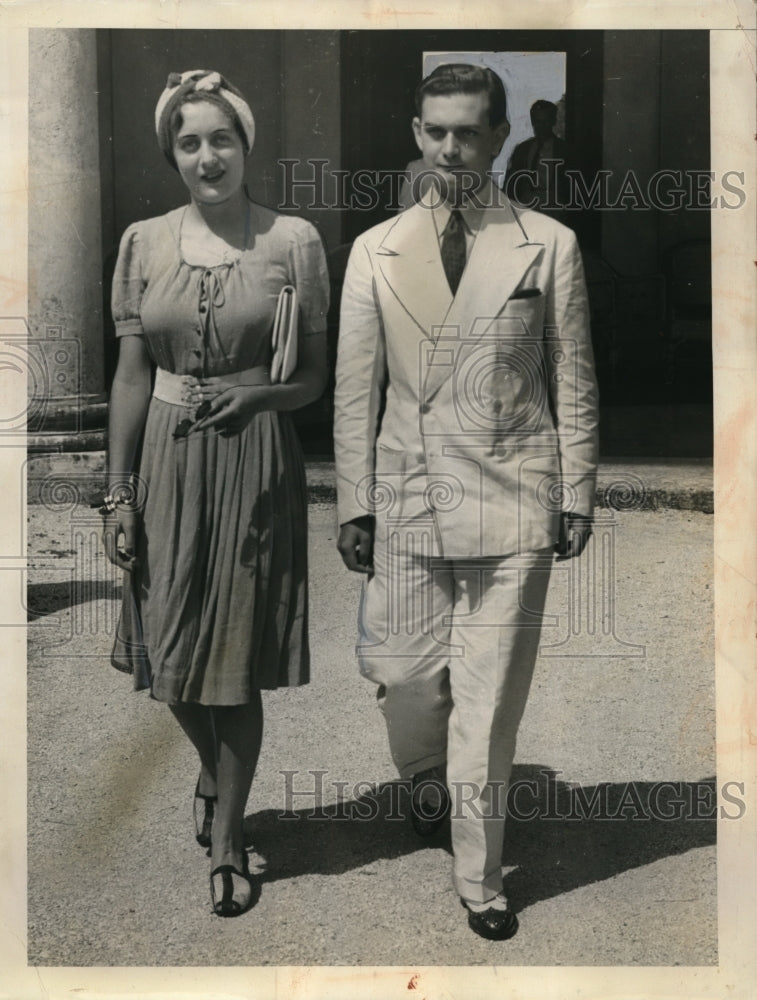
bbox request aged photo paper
[1,1,755,998]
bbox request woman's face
[173,100,245,205]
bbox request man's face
[530,106,556,142]
[412,91,509,201]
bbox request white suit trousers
[358,508,552,902]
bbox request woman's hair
[154,70,255,170]
[414,63,509,128]
[165,91,249,169]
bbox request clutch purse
[270,284,298,383]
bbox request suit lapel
[423,190,544,401]
[371,184,545,400]
[445,196,543,337]
[375,191,452,340]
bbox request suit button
[419,403,430,414]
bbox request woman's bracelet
[90,488,137,516]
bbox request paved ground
[28,455,715,513]
[26,498,716,967]
[302,457,716,513]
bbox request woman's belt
[152,366,271,407]
[152,367,195,407]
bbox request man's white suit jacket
[334,184,599,559]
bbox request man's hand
[554,512,593,561]
[337,516,375,575]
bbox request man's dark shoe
[460,897,519,941]
[410,768,450,836]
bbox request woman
[102,70,329,917]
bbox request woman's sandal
[193,778,216,850]
[210,851,254,917]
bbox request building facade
[27,28,712,467]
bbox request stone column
[27,28,107,458]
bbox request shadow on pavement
[245,765,716,912]
[246,777,445,882]
[501,765,716,913]
[26,579,121,620]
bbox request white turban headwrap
[155,70,255,161]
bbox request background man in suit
[505,98,568,213]
[334,64,598,941]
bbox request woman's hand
[183,332,327,436]
[102,506,142,572]
[183,368,271,406]
[183,368,271,436]
[189,383,271,436]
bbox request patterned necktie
[441,209,466,296]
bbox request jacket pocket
[491,292,546,339]
[375,441,406,474]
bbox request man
[505,99,568,212]
[334,64,598,941]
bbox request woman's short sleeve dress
[109,203,329,705]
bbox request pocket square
[510,288,542,300]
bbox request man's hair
[530,99,558,122]
[414,63,508,127]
